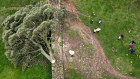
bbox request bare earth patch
[62,0,137,79]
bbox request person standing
[131,40,136,44]
[129,43,134,49]
[90,20,93,25]
[129,40,136,54]
[98,19,102,26]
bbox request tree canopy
[2,3,65,71]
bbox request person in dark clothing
[131,41,136,44]
[121,35,124,38]
[131,49,135,54]
[90,20,93,25]
[117,34,124,40]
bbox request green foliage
[57,7,68,25]
[0,0,53,78]
[0,16,52,79]
[75,0,140,78]
[2,3,63,71]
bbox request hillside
[0,0,140,79]
[75,0,140,78]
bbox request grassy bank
[0,0,52,79]
[0,0,44,9]
[75,0,140,78]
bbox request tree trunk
[40,46,55,63]
[30,39,55,63]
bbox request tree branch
[30,34,56,63]
[40,46,55,63]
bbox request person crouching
[117,34,124,40]
[94,28,101,33]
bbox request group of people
[90,19,136,54]
[117,35,136,54]
[90,19,102,33]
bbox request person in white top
[117,34,124,40]
[98,19,102,26]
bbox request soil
[62,0,137,79]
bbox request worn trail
[63,0,136,79]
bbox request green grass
[0,0,45,9]
[65,69,85,79]
[0,10,18,15]
[0,0,52,79]
[75,0,140,78]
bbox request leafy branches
[2,3,65,71]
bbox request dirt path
[62,0,137,79]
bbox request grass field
[75,0,140,78]
[0,0,44,9]
[0,0,52,79]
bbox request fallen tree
[2,2,65,71]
